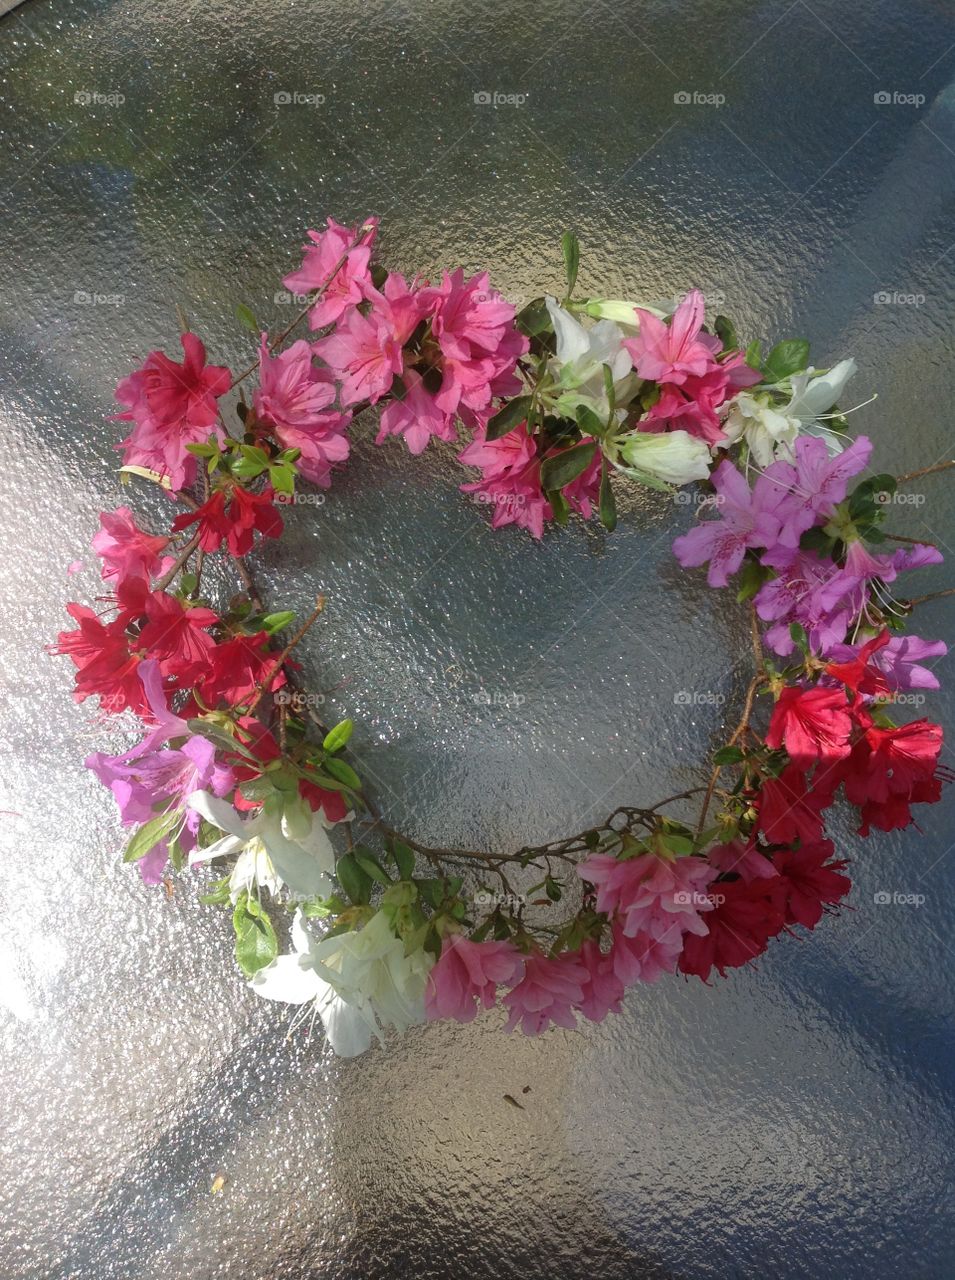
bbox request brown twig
[895,460,955,486]
[154,531,200,592]
[245,595,327,714]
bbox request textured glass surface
[2,1,955,1275]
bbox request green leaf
[763,338,810,383]
[322,719,354,753]
[561,230,580,296]
[712,745,745,766]
[391,838,416,881]
[235,303,258,333]
[575,403,606,438]
[744,339,762,371]
[548,488,570,526]
[323,756,361,791]
[714,314,739,352]
[735,557,770,603]
[515,297,553,338]
[415,877,445,909]
[260,610,296,635]
[598,458,617,532]
[232,895,278,976]
[661,833,694,856]
[353,847,391,886]
[486,395,533,441]
[540,441,597,492]
[335,853,372,905]
[123,811,180,863]
[602,364,616,415]
[198,875,232,906]
[545,875,562,902]
[789,621,809,653]
[268,462,296,495]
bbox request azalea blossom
[578,850,715,939]
[283,216,379,330]
[613,428,712,487]
[253,336,352,486]
[115,333,230,491]
[502,950,589,1035]
[624,289,721,385]
[671,458,788,586]
[425,934,523,1022]
[91,507,171,586]
[186,790,338,901]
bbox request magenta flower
[313,305,404,408]
[574,939,625,1022]
[424,935,523,1023]
[253,336,351,487]
[754,548,857,657]
[91,507,171,587]
[376,368,457,455]
[458,426,552,539]
[283,216,379,330]
[672,459,788,587]
[624,290,722,385]
[578,851,714,940]
[502,950,589,1035]
[115,333,231,492]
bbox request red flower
[117,332,230,434]
[137,591,218,681]
[766,684,853,767]
[830,718,945,834]
[825,629,892,698]
[52,603,145,715]
[172,485,283,557]
[678,876,786,981]
[770,840,851,929]
[195,632,284,708]
[755,763,831,846]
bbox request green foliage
[486,395,533,441]
[762,338,810,383]
[540,440,596,491]
[232,894,278,976]
[123,811,180,863]
[561,230,580,296]
[322,719,354,753]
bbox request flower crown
[54,216,951,1056]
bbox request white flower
[250,910,374,1057]
[614,429,712,487]
[544,296,636,420]
[250,909,434,1057]
[721,392,800,468]
[186,791,336,902]
[722,359,858,464]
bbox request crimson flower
[829,718,945,834]
[754,763,832,845]
[770,840,851,929]
[194,632,284,708]
[766,684,854,767]
[52,603,146,715]
[678,876,787,981]
[137,591,218,681]
[825,628,892,698]
[172,484,283,558]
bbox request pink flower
[503,950,588,1036]
[458,426,552,538]
[91,507,170,586]
[578,850,715,940]
[430,269,523,363]
[377,368,457,454]
[253,336,351,486]
[283,216,379,329]
[312,305,403,407]
[574,939,625,1021]
[424,935,523,1023]
[609,920,684,986]
[624,290,722,385]
[115,333,231,491]
[760,434,873,547]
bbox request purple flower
[672,459,788,587]
[759,434,873,548]
[754,549,858,656]
[86,661,233,884]
[827,633,947,692]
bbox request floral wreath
[54,217,953,1057]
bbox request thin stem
[895,460,955,486]
[155,531,200,592]
[906,587,955,609]
[245,595,327,714]
[230,222,377,389]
